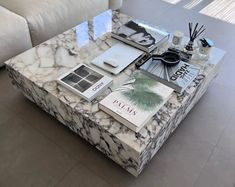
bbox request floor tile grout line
[192,109,235,187]
[212,107,235,149]
[191,83,235,186]
[0,87,115,186]
[1,90,117,186]
[53,160,115,187]
[0,71,86,162]
[78,161,116,187]
[10,105,82,161]
[215,144,235,157]
[193,140,235,187]
[6,97,125,186]
[53,161,79,187]
[192,144,217,187]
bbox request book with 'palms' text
[99,72,173,132]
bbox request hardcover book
[99,72,173,132]
[112,19,170,53]
[139,58,200,93]
[57,64,113,102]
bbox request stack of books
[98,19,200,132]
[59,18,200,132]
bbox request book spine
[98,103,138,132]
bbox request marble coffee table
[5,10,226,176]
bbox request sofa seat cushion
[0,6,32,66]
[0,0,109,46]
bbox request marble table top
[5,10,226,156]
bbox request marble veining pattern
[5,11,226,176]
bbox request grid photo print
[62,65,103,93]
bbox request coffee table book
[112,20,170,53]
[140,58,200,93]
[99,72,173,132]
[57,64,113,102]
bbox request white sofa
[0,0,122,67]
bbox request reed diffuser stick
[186,22,206,53]
[188,22,206,42]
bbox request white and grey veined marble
[5,10,226,176]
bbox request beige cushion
[0,6,32,66]
[0,0,109,46]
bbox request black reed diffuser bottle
[185,22,206,54]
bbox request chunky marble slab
[5,10,226,176]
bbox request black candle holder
[185,40,194,53]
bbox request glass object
[197,38,213,61]
[184,40,194,54]
[172,31,184,46]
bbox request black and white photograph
[62,65,103,93]
[61,73,82,87]
[74,79,92,92]
[116,20,156,48]
[58,63,112,101]
[112,19,170,52]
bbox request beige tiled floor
[1,0,235,186]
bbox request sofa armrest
[109,0,123,10]
[0,6,32,66]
